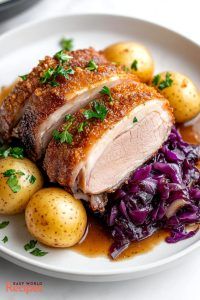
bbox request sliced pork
[44,81,174,210]
[0,48,107,141]
[15,66,135,161]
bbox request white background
[0,0,200,299]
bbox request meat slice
[0,48,107,141]
[15,66,134,161]
[44,81,174,210]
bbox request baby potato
[152,71,200,123]
[0,157,43,215]
[25,188,87,248]
[103,41,154,83]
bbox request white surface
[0,0,199,298]
[0,13,200,282]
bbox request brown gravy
[72,123,200,260]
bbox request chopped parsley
[53,117,74,144]
[3,169,25,193]
[0,146,24,159]
[60,38,74,51]
[54,50,72,64]
[40,65,74,86]
[131,60,138,71]
[100,86,113,102]
[24,240,48,256]
[30,248,48,257]
[28,175,36,184]
[19,74,28,81]
[152,72,173,90]
[65,114,74,121]
[152,74,161,86]
[83,101,108,121]
[0,221,9,229]
[86,60,98,71]
[24,240,37,251]
[133,117,138,123]
[78,121,88,132]
[2,236,8,243]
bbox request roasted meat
[0,48,107,141]
[44,81,174,211]
[15,66,134,161]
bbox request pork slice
[16,66,134,161]
[44,81,174,210]
[0,48,107,141]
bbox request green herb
[100,86,113,102]
[65,114,73,121]
[86,60,98,71]
[54,50,72,64]
[152,74,161,86]
[29,175,36,184]
[83,101,108,121]
[2,236,8,243]
[53,119,74,144]
[30,248,48,257]
[78,121,88,132]
[40,65,74,86]
[0,221,9,229]
[133,117,138,123]
[152,73,173,90]
[158,72,173,90]
[19,74,28,81]
[60,38,74,51]
[131,60,138,71]
[3,169,25,193]
[24,240,37,251]
[0,147,24,159]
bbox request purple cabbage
[104,127,200,259]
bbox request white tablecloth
[0,0,200,299]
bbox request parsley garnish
[152,74,161,86]
[0,221,9,229]
[0,146,24,159]
[65,114,74,121]
[78,121,88,132]
[28,175,36,184]
[2,236,8,243]
[40,65,74,86]
[100,86,113,102]
[54,50,72,64]
[19,74,28,81]
[133,117,138,123]
[152,73,173,90]
[24,240,37,251]
[131,60,138,71]
[53,117,74,144]
[30,248,48,257]
[3,169,25,193]
[60,38,74,51]
[83,101,108,121]
[86,60,98,71]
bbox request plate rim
[0,12,199,279]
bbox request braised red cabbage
[104,127,200,259]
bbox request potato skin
[25,188,87,248]
[0,157,43,215]
[152,71,200,123]
[103,41,154,83]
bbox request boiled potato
[103,41,154,83]
[25,188,87,248]
[0,157,43,215]
[152,71,200,123]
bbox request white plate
[0,14,199,282]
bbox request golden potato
[103,41,154,83]
[152,71,200,123]
[0,157,43,215]
[25,188,87,248]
